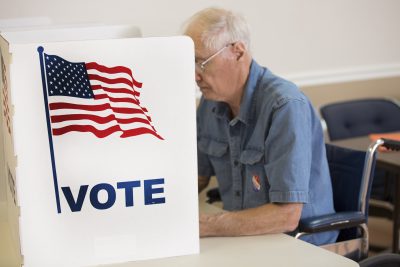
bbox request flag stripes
[43,53,163,139]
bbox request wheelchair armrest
[381,138,400,151]
[298,211,366,234]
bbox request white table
[101,202,359,267]
[0,200,358,267]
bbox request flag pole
[37,46,62,213]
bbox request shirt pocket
[198,138,228,157]
[240,149,269,208]
[240,149,264,164]
[198,137,231,194]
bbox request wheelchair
[206,138,400,261]
[295,138,400,261]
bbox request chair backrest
[320,98,400,141]
[326,144,374,215]
[325,143,376,241]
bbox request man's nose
[195,69,202,82]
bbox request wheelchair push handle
[381,138,400,151]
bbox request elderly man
[184,7,338,246]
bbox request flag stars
[44,54,94,99]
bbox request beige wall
[1,0,400,80]
[2,0,399,106]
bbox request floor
[369,216,393,255]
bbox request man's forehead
[192,38,211,60]
[185,28,209,57]
[195,47,208,60]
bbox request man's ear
[232,42,247,61]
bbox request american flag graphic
[1,54,11,135]
[42,52,163,140]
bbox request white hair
[183,7,251,52]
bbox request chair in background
[296,139,400,261]
[320,98,400,142]
[359,253,400,267]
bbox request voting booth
[0,25,199,267]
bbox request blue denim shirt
[197,60,338,245]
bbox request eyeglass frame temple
[199,43,235,71]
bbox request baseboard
[284,63,400,87]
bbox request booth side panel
[0,35,22,267]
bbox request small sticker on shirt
[252,174,261,192]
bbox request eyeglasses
[195,43,234,73]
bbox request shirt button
[212,107,216,113]
[235,191,241,197]
[234,160,239,166]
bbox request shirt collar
[213,101,231,120]
[236,60,264,125]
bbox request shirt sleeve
[264,98,313,203]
